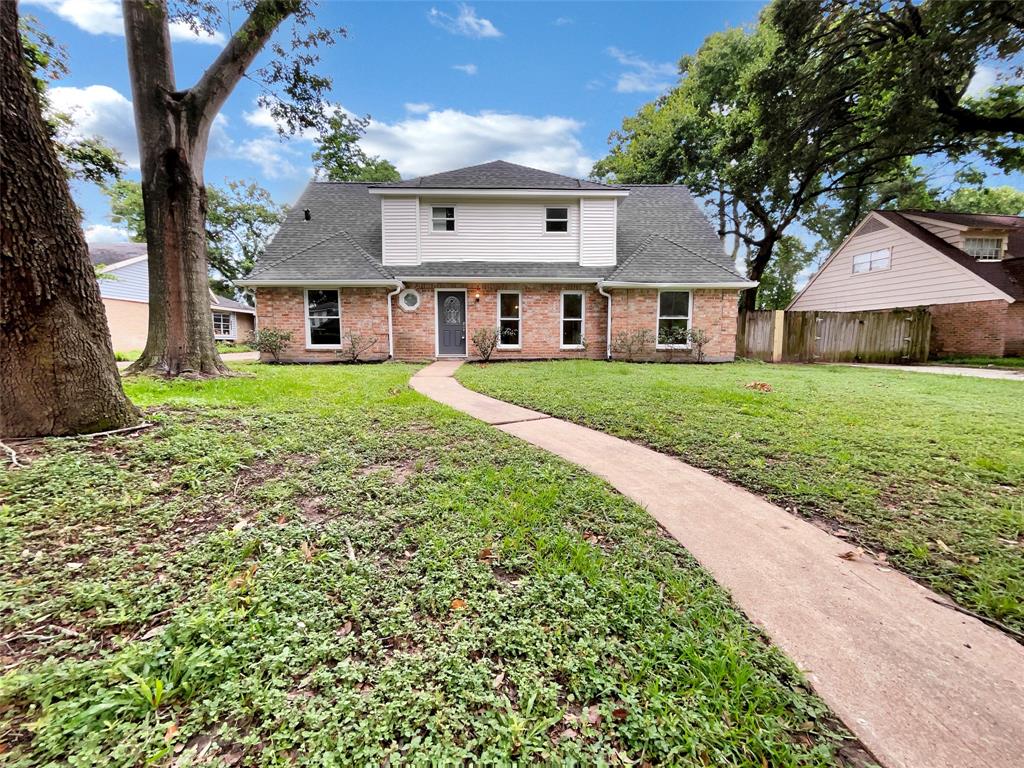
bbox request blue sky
[27,0,765,242]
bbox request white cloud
[85,224,131,243]
[48,84,139,167]
[405,102,434,114]
[554,17,574,27]
[453,63,478,76]
[607,46,677,94]
[966,65,998,98]
[428,4,502,39]
[24,0,225,44]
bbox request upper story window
[964,236,1003,261]
[432,206,455,232]
[852,248,891,274]
[545,207,569,233]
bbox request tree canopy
[595,0,1023,309]
[311,113,400,182]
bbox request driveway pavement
[411,360,1024,768]
[843,363,1023,380]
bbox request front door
[437,291,466,355]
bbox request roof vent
[303,208,311,221]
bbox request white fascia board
[601,281,757,289]
[96,254,148,273]
[394,276,602,284]
[368,188,629,199]
[234,279,401,288]
[210,304,255,314]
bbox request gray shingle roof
[244,172,748,286]
[211,294,255,312]
[375,160,616,190]
[89,242,148,267]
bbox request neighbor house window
[432,206,455,232]
[657,291,691,347]
[212,311,232,337]
[561,291,584,348]
[498,291,521,347]
[964,237,1003,261]
[851,248,891,273]
[545,207,569,233]
[305,288,341,347]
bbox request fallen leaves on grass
[745,381,773,392]
[450,598,466,611]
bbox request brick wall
[255,287,390,362]
[256,284,742,363]
[1003,301,1024,357]
[929,299,1008,358]
[609,289,739,362]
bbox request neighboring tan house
[236,161,754,363]
[90,243,256,352]
[789,210,1024,357]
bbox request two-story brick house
[237,161,754,362]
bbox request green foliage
[471,327,502,361]
[0,365,850,765]
[458,361,1024,632]
[756,237,814,309]
[311,113,400,182]
[104,179,285,295]
[247,328,293,362]
[939,185,1024,216]
[19,14,124,184]
[612,329,655,362]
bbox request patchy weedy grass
[932,355,1024,370]
[0,365,857,767]
[457,361,1024,633]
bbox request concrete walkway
[411,361,1024,768]
[843,363,1023,381]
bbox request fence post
[771,310,785,362]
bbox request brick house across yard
[789,211,1024,358]
[91,243,255,352]
[237,161,754,363]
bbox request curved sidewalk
[411,361,1024,768]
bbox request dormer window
[964,236,1003,261]
[545,207,569,233]
[432,206,455,232]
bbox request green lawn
[0,365,856,766]
[457,361,1024,633]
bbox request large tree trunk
[742,235,780,312]
[122,0,226,376]
[0,0,140,437]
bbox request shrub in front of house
[248,328,293,362]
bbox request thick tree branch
[187,0,299,131]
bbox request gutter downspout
[597,281,613,360]
[386,281,404,359]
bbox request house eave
[368,188,629,199]
[394,275,603,284]
[235,279,401,288]
[600,281,757,290]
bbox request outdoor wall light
[475,292,481,303]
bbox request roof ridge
[656,232,747,280]
[248,230,347,278]
[339,230,394,279]
[608,233,658,280]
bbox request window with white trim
[851,248,891,273]
[431,206,455,232]
[561,291,584,348]
[498,291,521,347]
[212,311,232,337]
[657,291,691,347]
[545,207,569,233]
[964,237,1003,261]
[306,288,341,347]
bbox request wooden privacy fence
[737,308,931,363]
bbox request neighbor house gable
[789,211,1013,312]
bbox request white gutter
[600,281,759,290]
[234,279,400,288]
[597,281,613,360]
[386,281,404,359]
[393,276,603,284]
[368,188,629,199]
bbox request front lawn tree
[1,0,139,437]
[121,0,342,376]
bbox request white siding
[791,219,1006,311]
[579,198,617,266]
[99,259,149,302]
[381,197,420,266]
[418,198,579,263]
